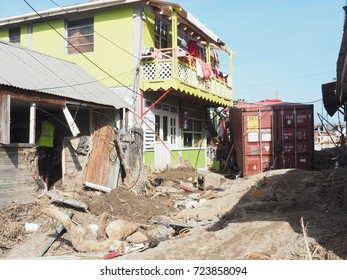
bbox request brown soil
[1,167,347,260]
[87,187,175,223]
[154,166,197,182]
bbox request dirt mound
[154,167,197,182]
[122,168,347,260]
[2,166,347,260]
[87,187,175,224]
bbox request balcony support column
[171,7,178,79]
[171,8,178,48]
[206,40,211,65]
[229,52,235,87]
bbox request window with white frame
[9,27,20,46]
[66,18,94,54]
[170,117,176,145]
[183,119,203,148]
[155,18,168,49]
[143,101,178,150]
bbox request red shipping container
[229,101,314,177]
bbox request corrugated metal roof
[0,40,130,109]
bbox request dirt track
[1,167,347,260]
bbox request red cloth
[188,40,200,58]
[200,60,213,79]
[196,59,213,79]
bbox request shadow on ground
[207,168,347,259]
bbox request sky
[0,0,346,124]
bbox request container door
[242,109,274,176]
[275,107,314,170]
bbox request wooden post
[29,102,36,144]
[222,143,234,173]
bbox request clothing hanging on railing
[196,58,213,80]
[188,40,200,58]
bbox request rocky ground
[1,166,347,260]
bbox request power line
[24,0,142,99]
[49,0,140,61]
[35,65,139,91]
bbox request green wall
[181,149,206,169]
[144,148,205,170]
[170,150,180,168]
[143,8,155,49]
[0,7,135,88]
[144,151,155,171]
[0,29,7,40]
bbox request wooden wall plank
[0,147,36,208]
[84,124,115,187]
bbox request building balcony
[140,47,232,106]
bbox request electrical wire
[35,66,139,91]
[49,0,144,112]
[50,0,141,61]
[24,0,142,100]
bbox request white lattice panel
[142,63,156,81]
[177,63,183,80]
[191,69,197,86]
[210,79,216,94]
[158,61,172,80]
[184,67,190,83]
[177,63,190,83]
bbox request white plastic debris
[25,223,41,232]
[89,224,99,236]
[185,199,207,209]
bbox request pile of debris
[0,165,229,259]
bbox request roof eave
[0,0,140,27]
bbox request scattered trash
[84,181,111,193]
[126,231,149,244]
[154,178,162,186]
[103,250,122,259]
[108,240,127,253]
[179,181,196,192]
[46,191,88,211]
[104,240,160,259]
[147,224,175,240]
[185,199,207,209]
[89,224,99,237]
[24,223,41,232]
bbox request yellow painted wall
[0,26,27,46]
[32,20,65,56]
[143,8,155,49]
[11,7,135,88]
[0,29,7,41]
[20,26,27,47]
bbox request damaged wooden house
[0,40,130,208]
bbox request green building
[0,0,234,171]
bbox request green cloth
[37,121,55,147]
